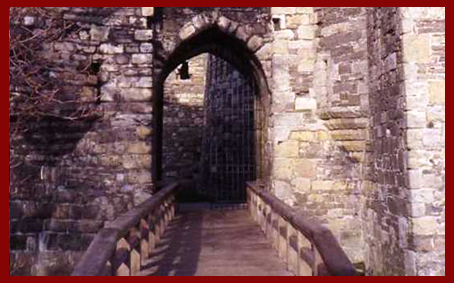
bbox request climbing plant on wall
[9,7,99,191]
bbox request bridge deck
[139,205,293,276]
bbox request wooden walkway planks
[139,208,293,276]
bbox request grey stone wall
[10,7,156,275]
[362,7,445,276]
[400,7,445,276]
[364,7,409,275]
[162,54,207,181]
[267,7,368,263]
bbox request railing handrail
[71,182,179,276]
[247,181,357,276]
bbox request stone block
[273,180,296,205]
[317,131,329,141]
[140,43,153,53]
[256,43,272,60]
[427,107,445,123]
[99,43,124,54]
[80,86,96,102]
[217,16,231,32]
[272,40,289,55]
[406,129,423,149]
[126,142,151,154]
[311,180,334,191]
[403,34,431,63]
[273,113,305,127]
[333,181,349,190]
[412,189,434,204]
[290,131,314,142]
[410,203,427,218]
[179,24,196,40]
[247,35,264,52]
[122,88,152,101]
[141,7,154,17]
[274,30,295,40]
[429,80,445,105]
[326,118,368,130]
[98,155,121,167]
[296,7,314,14]
[90,25,110,42]
[122,154,152,169]
[295,97,317,111]
[412,217,438,236]
[297,26,316,40]
[339,141,366,152]
[297,58,316,72]
[136,126,152,139]
[422,129,442,148]
[331,129,367,141]
[132,54,152,65]
[408,169,422,189]
[114,54,129,65]
[271,7,297,15]
[275,140,299,158]
[294,159,317,178]
[54,42,76,52]
[134,30,153,41]
[53,205,71,219]
[291,177,311,192]
[273,158,294,180]
[127,171,152,184]
[286,15,303,28]
[236,26,251,42]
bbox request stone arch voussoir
[176,13,265,58]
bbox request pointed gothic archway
[152,14,271,202]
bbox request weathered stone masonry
[10,7,444,276]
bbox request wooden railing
[72,182,179,276]
[247,181,357,276]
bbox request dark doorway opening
[153,27,268,204]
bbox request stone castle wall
[267,7,368,263]
[10,7,444,276]
[10,7,156,275]
[400,7,445,276]
[162,54,207,182]
[364,7,409,275]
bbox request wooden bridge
[71,182,357,276]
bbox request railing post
[129,225,141,276]
[278,216,287,264]
[312,245,323,276]
[287,223,298,274]
[157,206,163,239]
[114,238,131,276]
[148,213,157,253]
[153,209,161,243]
[104,260,113,276]
[265,205,273,240]
[262,203,269,234]
[272,211,279,250]
[170,195,176,220]
[298,232,312,276]
[255,194,259,223]
[164,198,170,227]
[140,218,150,265]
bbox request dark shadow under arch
[152,26,270,195]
